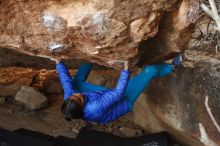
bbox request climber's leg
[156,63,174,77]
[72,63,108,92]
[72,63,92,83]
[125,63,173,109]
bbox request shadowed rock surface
[133,51,220,146]
[0,50,219,146]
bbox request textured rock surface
[0,96,5,104]
[43,75,63,95]
[118,127,143,137]
[0,0,198,69]
[15,86,47,110]
[0,84,20,97]
[138,0,197,65]
[133,51,220,146]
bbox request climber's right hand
[50,57,61,64]
[124,61,129,71]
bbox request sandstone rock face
[43,75,63,95]
[15,86,47,110]
[133,52,220,146]
[138,0,198,66]
[0,0,198,69]
[0,84,20,97]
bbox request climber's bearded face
[61,94,84,121]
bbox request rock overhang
[0,0,199,69]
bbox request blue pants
[72,63,173,109]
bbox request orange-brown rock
[0,0,199,69]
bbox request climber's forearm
[115,70,130,94]
[56,62,75,99]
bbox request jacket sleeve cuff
[56,62,64,68]
[121,70,130,77]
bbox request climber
[51,55,182,124]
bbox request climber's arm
[56,61,75,99]
[114,61,129,93]
[114,69,130,94]
[98,62,130,110]
[96,70,130,111]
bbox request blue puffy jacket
[56,63,130,124]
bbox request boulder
[0,0,199,69]
[118,127,143,137]
[138,0,198,66]
[133,51,220,146]
[0,77,33,98]
[0,84,20,97]
[15,86,47,110]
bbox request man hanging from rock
[51,55,182,124]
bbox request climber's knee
[142,65,158,78]
[73,63,92,82]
